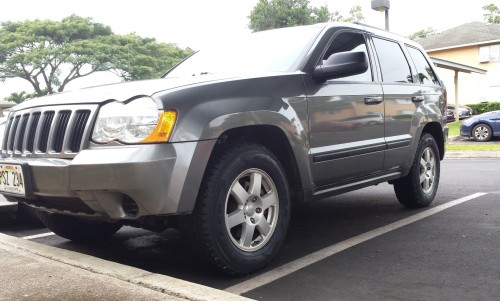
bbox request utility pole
[371,0,391,30]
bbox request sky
[1,0,500,99]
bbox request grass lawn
[447,121,461,137]
[446,144,500,151]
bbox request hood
[12,75,233,111]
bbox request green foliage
[465,102,500,114]
[408,27,438,40]
[339,5,364,22]
[4,90,48,104]
[248,0,364,32]
[0,15,193,97]
[483,3,500,24]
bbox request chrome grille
[1,105,98,158]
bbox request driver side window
[322,32,373,82]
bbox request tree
[408,27,438,40]
[4,90,46,104]
[248,0,364,32]
[0,15,193,98]
[483,3,500,24]
[5,91,30,104]
[332,5,365,22]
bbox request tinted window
[406,46,439,85]
[321,32,372,82]
[373,38,412,83]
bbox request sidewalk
[0,232,252,301]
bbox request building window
[479,44,500,63]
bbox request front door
[307,30,385,187]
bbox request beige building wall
[428,46,500,105]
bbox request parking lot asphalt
[0,159,499,300]
[241,192,499,300]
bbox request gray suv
[0,23,446,275]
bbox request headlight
[92,97,177,144]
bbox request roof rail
[352,21,386,32]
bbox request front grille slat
[7,116,20,152]
[52,111,71,153]
[69,110,91,152]
[26,113,41,152]
[1,105,97,158]
[15,115,29,152]
[2,118,14,151]
[38,111,55,153]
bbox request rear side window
[372,38,412,83]
[406,46,440,85]
[321,31,372,82]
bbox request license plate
[0,164,26,196]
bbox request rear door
[370,37,423,171]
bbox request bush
[465,102,500,115]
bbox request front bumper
[460,124,472,137]
[0,140,215,219]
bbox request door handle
[411,95,425,102]
[364,96,383,105]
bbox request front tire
[38,211,122,241]
[180,143,290,275]
[393,133,440,208]
[472,124,492,142]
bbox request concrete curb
[445,151,500,159]
[0,232,252,301]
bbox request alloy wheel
[225,168,279,252]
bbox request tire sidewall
[205,145,290,273]
[412,134,440,205]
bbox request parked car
[460,110,500,141]
[446,104,473,122]
[0,22,447,275]
[446,106,455,122]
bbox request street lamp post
[371,0,390,30]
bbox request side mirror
[313,51,368,82]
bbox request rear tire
[393,133,440,208]
[179,143,290,275]
[38,211,122,241]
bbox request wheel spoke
[420,171,427,184]
[423,177,430,191]
[231,181,249,205]
[257,218,272,236]
[261,191,277,210]
[249,172,262,196]
[420,157,426,169]
[240,223,256,248]
[424,149,430,163]
[226,209,245,229]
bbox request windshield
[165,25,324,77]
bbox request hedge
[465,102,500,115]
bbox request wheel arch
[421,122,445,160]
[206,125,310,205]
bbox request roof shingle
[417,22,500,50]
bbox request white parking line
[22,232,55,240]
[226,192,487,295]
